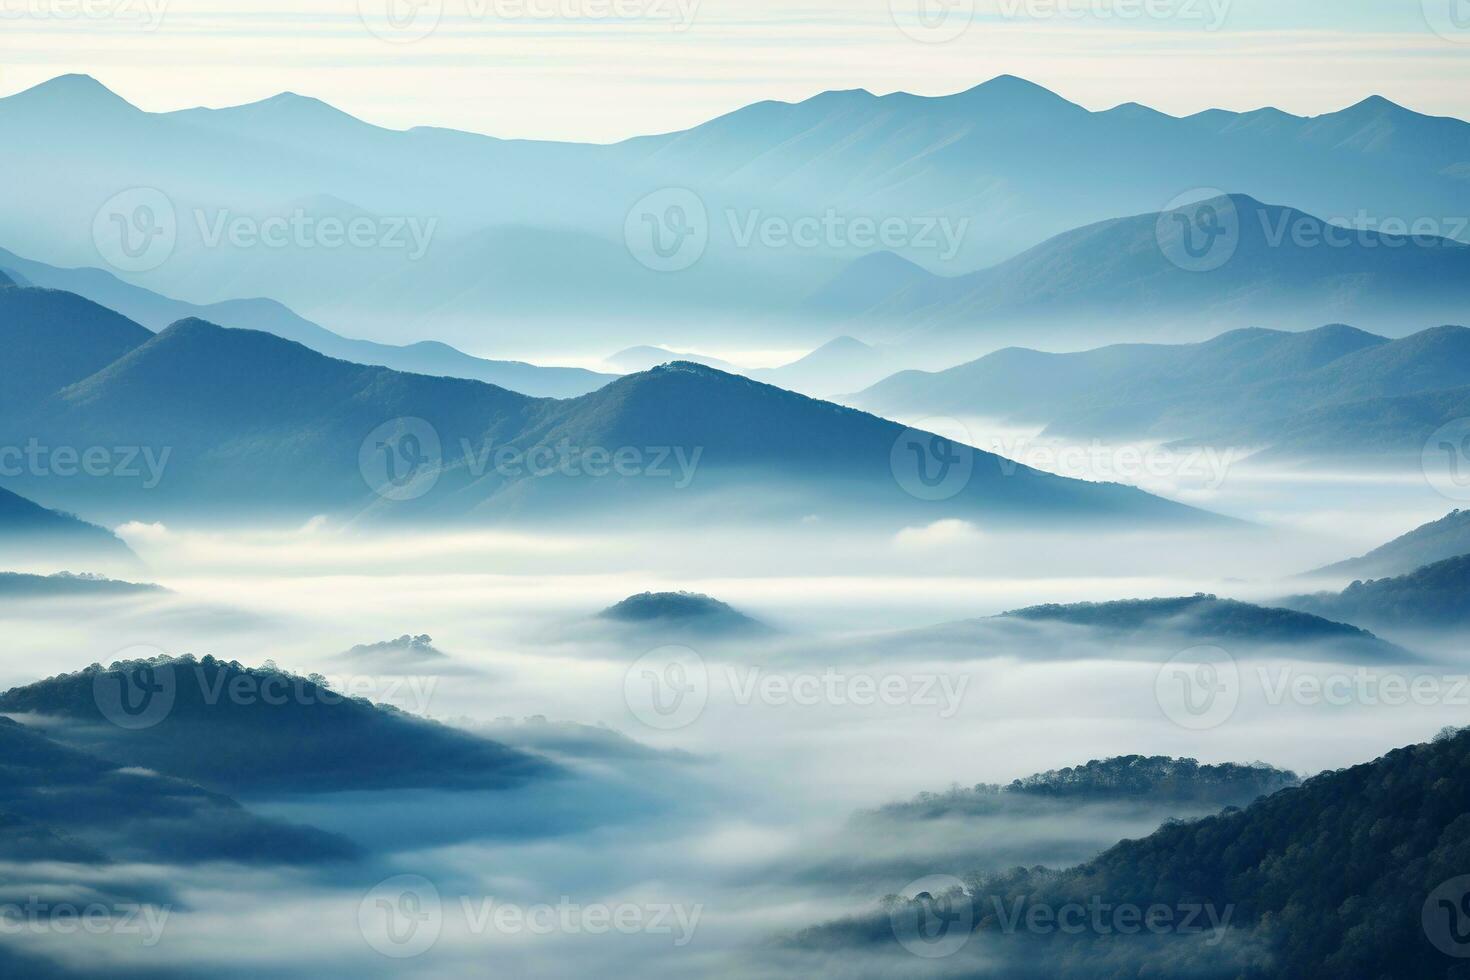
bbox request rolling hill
[1281,554,1470,632]
[2,316,1213,526]
[824,195,1470,356]
[0,246,615,397]
[853,323,1470,460]
[0,656,551,795]
[1310,509,1470,580]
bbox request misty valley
[4,8,1470,977]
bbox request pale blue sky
[1,0,1466,141]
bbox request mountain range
[799,726,1470,978]
[819,195,1470,356]
[853,322,1470,461]
[0,245,614,398]
[1309,509,1470,580]
[0,284,1212,526]
[5,74,1469,355]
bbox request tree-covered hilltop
[869,757,1299,822]
[0,655,553,794]
[802,727,1470,978]
[599,590,770,635]
[1001,594,1402,655]
[1282,554,1470,630]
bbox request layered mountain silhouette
[0,246,615,397]
[799,726,1470,977]
[866,756,1298,821]
[6,75,1468,351]
[0,715,356,865]
[855,322,1470,460]
[821,195,1470,355]
[0,484,134,562]
[0,306,1210,525]
[1309,509,1470,580]
[1281,555,1470,632]
[0,656,550,795]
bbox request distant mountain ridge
[1310,510,1470,579]
[0,246,616,397]
[822,195,1470,356]
[0,313,1211,526]
[4,74,1468,351]
[853,322,1470,460]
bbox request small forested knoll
[0,655,552,794]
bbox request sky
[0,0,1467,142]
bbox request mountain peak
[955,74,1078,109]
[3,74,136,115]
